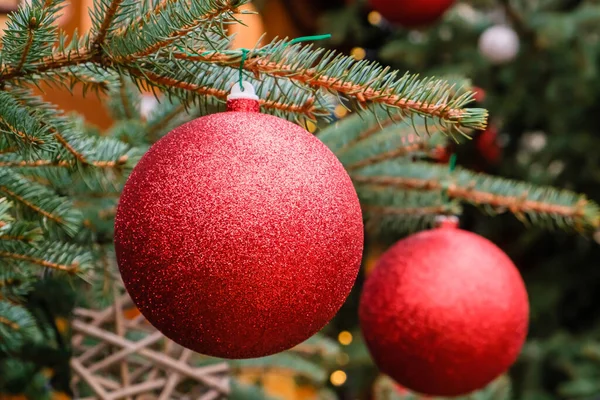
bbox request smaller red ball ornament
[369,0,455,28]
[359,218,529,396]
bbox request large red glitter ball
[115,100,364,359]
[369,0,455,27]
[359,224,529,396]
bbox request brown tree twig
[337,113,406,153]
[0,250,78,272]
[171,52,482,129]
[0,185,65,224]
[0,234,34,242]
[353,175,590,220]
[0,117,45,145]
[14,0,57,73]
[0,316,19,330]
[15,21,36,73]
[112,0,239,62]
[0,157,128,168]
[130,69,319,117]
[111,0,178,37]
[1,48,92,81]
[146,103,186,140]
[346,140,428,171]
[363,205,451,216]
[93,0,126,47]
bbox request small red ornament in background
[477,124,502,165]
[430,144,452,164]
[369,0,455,28]
[115,82,364,359]
[359,217,529,396]
[472,86,486,103]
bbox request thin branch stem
[113,0,239,62]
[146,103,186,140]
[347,141,427,171]
[119,76,135,119]
[0,315,19,330]
[1,48,92,82]
[364,205,450,215]
[15,23,36,73]
[112,0,178,37]
[339,113,405,153]
[0,186,65,224]
[171,52,480,129]
[93,0,126,47]
[353,175,590,219]
[0,117,45,145]
[0,157,128,168]
[130,69,319,117]
[0,250,78,272]
[0,234,34,242]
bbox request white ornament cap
[478,25,520,65]
[228,81,259,101]
[434,215,460,229]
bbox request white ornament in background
[140,94,160,119]
[478,25,520,65]
[521,131,548,153]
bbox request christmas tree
[0,0,597,399]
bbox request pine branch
[172,39,487,131]
[352,162,600,232]
[339,113,406,152]
[34,65,114,97]
[0,155,128,168]
[15,27,35,74]
[127,68,324,120]
[320,106,452,169]
[5,86,136,178]
[0,169,82,236]
[115,76,138,120]
[0,241,92,274]
[108,0,241,62]
[111,0,177,37]
[320,103,462,157]
[0,222,43,242]
[1,47,92,82]
[92,0,126,47]
[340,127,448,170]
[358,186,460,235]
[0,300,40,352]
[0,91,55,151]
[1,0,63,74]
[145,100,188,141]
[0,198,12,226]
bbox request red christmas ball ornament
[431,144,452,164]
[472,86,486,103]
[359,218,529,396]
[115,82,364,359]
[369,0,455,28]
[476,124,502,165]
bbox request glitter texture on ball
[359,224,529,396]
[115,93,364,359]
